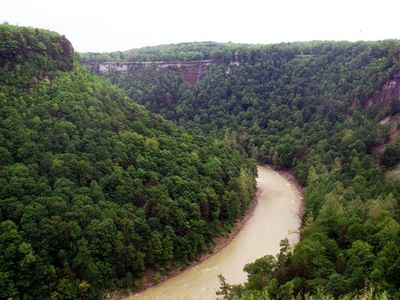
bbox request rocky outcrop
[89,60,218,86]
[366,71,400,109]
[367,72,400,153]
[87,60,241,86]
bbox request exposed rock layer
[88,60,218,86]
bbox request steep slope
[0,24,73,88]
[0,25,256,299]
[364,71,400,169]
[83,41,400,298]
[86,59,218,86]
[83,41,400,177]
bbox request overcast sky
[1,0,400,53]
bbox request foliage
[3,22,400,299]
[80,41,243,63]
[381,140,400,167]
[0,25,256,299]
[0,23,74,89]
[84,41,400,299]
[85,40,400,171]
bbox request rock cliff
[88,59,218,86]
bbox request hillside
[83,42,400,299]
[0,24,257,299]
[82,41,400,174]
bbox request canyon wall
[88,59,218,86]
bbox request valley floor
[126,165,303,300]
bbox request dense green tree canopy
[84,40,400,299]
[0,24,256,299]
[2,22,400,299]
[84,40,400,172]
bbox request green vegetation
[2,22,400,299]
[80,41,241,62]
[382,140,400,167]
[84,41,400,298]
[0,24,256,299]
[0,24,74,88]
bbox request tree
[216,274,232,300]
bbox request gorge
[129,166,302,300]
[1,24,400,299]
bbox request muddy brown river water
[128,165,302,300]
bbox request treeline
[80,41,241,63]
[0,24,256,299]
[84,41,400,298]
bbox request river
[128,165,302,300]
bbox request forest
[84,41,400,299]
[1,21,400,299]
[0,24,257,299]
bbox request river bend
[129,165,302,300]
